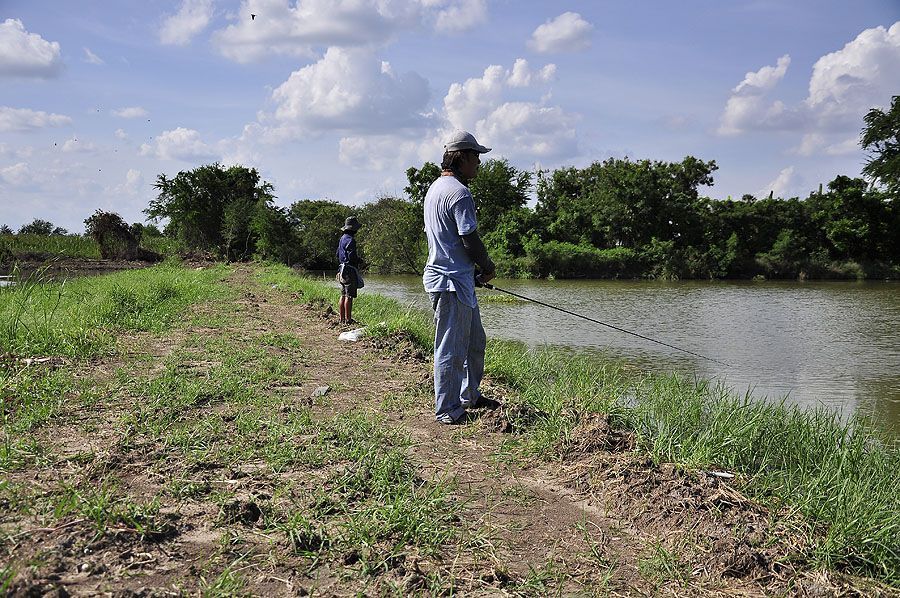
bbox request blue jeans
[430,291,486,421]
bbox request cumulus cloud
[758,166,796,199]
[338,134,423,170]
[442,58,578,161]
[477,102,578,159]
[0,162,33,186]
[213,0,420,63]
[507,58,556,87]
[433,0,487,34]
[528,12,593,54]
[160,0,214,45]
[61,137,97,153]
[717,55,801,136]
[0,106,72,132]
[718,23,900,155]
[0,19,62,78]
[111,169,145,196]
[268,47,430,135]
[83,47,104,65]
[140,127,217,161]
[113,106,149,119]
[805,22,900,131]
[114,128,129,140]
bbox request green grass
[0,233,181,262]
[0,261,230,358]
[255,263,434,349]
[261,265,900,586]
[0,234,100,260]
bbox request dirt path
[4,265,884,596]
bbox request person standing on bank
[336,215,363,325]
[423,130,497,425]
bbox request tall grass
[255,263,434,348]
[0,233,181,262]
[0,262,229,358]
[0,234,100,259]
[264,265,899,585]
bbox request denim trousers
[430,291,486,421]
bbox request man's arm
[460,230,495,283]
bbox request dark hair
[441,149,475,172]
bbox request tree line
[3,97,898,279]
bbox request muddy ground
[2,264,895,596]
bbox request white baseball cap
[444,130,491,153]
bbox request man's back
[423,175,478,306]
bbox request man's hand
[477,269,495,285]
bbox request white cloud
[339,135,422,170]
[0,162,33,187]
[805,22,900,131]
[83,47,104,65]
[434,0,487,34]
[758,166,795,199]
[718,23,900,156]
[212,0,421,63]
[528,12,593,54]
[61,137,97,153]
[114,128,129,140]
[507,58,556,87]
[476,102,578,160]
[113,106,149,119]
[717,55,801,136]
[160,0,214,45]
[140,127,217,161]
[0,106,72,132]
[444,58,560,129]
[0,19,62,78]
[442,58,579,161]
[268,47,430,135]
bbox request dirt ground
[2,265,895,596]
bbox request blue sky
[1,0,898,232]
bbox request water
[363,275,900,435]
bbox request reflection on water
[363,274,900,437]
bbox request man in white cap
[423,130,497,424]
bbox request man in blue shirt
[336,215,362,325]
[423,131,496,424]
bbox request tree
[358,196,425,274]
[861,95,900,196]
[18,218,67,235]
[252,205,301,265]
[146,163,274,257]
[404,162,440,206]
[84,210,161,261]
[288,200,353,270]
[0,225,12,235]
[468,158,532,236]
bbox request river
[363,275,900,437]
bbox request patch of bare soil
[4,264,894,597]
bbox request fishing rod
[478,281,730,367]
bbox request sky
[1,0,899,233]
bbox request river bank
[1,261,898,595]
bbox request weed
[638,541,686,585]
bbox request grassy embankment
[257,262,900,588]
[0,233,179,264]
[2,261,898,591]
[0,262,487,594]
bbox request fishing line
[479,282,731,367]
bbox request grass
[255,263,434,349]
[0,233,181,262]
[267,264,900,587]
[0,234,100,260]
[0,260,229,358]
